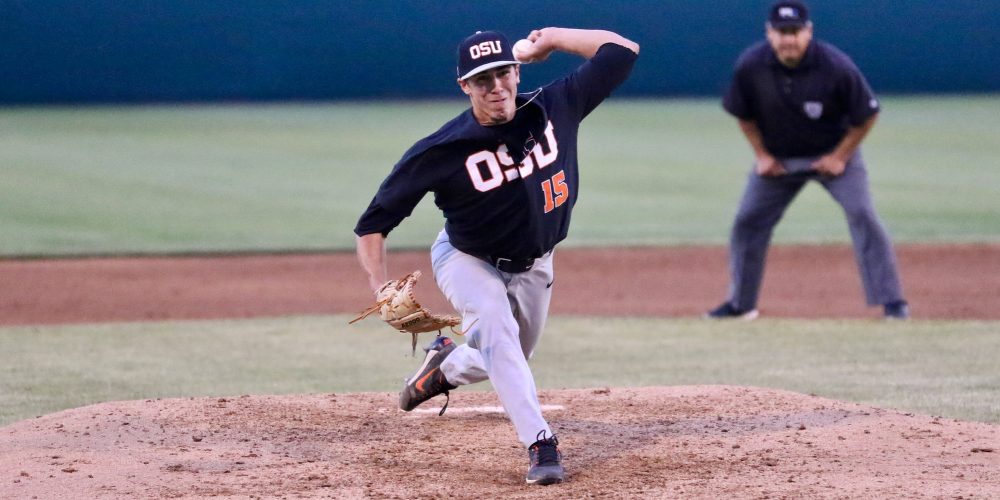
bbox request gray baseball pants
[430,229,554,447]
[727,151,905,311]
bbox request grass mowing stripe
[533,317,1000,424]
[2,315,997,426]
[2,96,999,256]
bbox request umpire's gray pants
[727,152,905,310]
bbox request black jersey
[355,43,637,259]
[723,40,880,158]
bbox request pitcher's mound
[2,386,997,499]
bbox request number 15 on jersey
[541,170,568,213]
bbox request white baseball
[512,39,534,63]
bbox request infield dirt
[2,243,999,324]
[2,243,999,498]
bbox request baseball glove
[349,270,465,354]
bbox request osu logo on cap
[470,40,502,59]
[778,6,798,18]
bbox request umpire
[706,0,909,320]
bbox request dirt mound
[2,386,997,499]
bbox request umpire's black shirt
[723,40,880,158]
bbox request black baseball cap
[768,1,810,29]
[456,30,520,80]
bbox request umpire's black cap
[768,0,810,29]
[456,31,520,81]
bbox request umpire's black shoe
[526,431,564,485]
[399,336,458,415]
[884,300,910,320]
[704,301,759,320]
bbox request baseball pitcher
[354,28,639,485]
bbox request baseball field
[2,97,999,497]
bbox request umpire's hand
[755,154,787,177]
[811,155,847,177]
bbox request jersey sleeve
[353,148,440,237]
[838,56,880,126]
[722,53,756,120]
[558,42,638,122]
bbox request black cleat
[704,301,759,320]
[884,300,910,320]
[399,336,458,415]
[526,431,564,485]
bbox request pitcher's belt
[476,254,536,273]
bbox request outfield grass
[2,315,997,426]
[3,97,997,431]
[2,95,999,256]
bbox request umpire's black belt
[479,255,536,274]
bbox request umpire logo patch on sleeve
[803,101,823,119]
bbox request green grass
[2,95,999,256]
[2,315,997,426]
[4,98,997,429]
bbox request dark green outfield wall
[2,0,997,104]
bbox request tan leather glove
[350,270,463,354]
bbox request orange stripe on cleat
[415,367,438,393]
